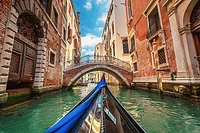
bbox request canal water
[0,85,200,133]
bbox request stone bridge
[63,55,132,87]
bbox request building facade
[101,0,129,85]
[94,43,104,83]
[0,0,81,103]
[65,0,81,68]
[125,0,200,96]
[102,0,130,62]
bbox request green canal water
[0,85,200,133]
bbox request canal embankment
[0,85,70,109]
[132,82,200,102]
[1,80,200,109]
[1,85,200,133]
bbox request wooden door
[8,39,36,89]
[193,33,200,70]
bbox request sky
[73,0,111,56]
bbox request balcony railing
[146,25,161,39]
[65,55,131,71]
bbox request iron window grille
[146,6,161,39]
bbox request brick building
[125,0,200,96]
[0,0,81,103]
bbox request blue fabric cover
[45,80,107,133]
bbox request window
[158,48,166,64]
[133,62,138,72]
[146,6,161,38]
[123,40,129,54]
[112,21,114,35]
[52,7,58,27]
[128,0,133,20]
[49,49,56,66]
[108,29,111,42]
[68,25,72,43]
[152,47,167,67]
[40,0,52,16]
[69,5,71,14]
[130,36,135,53]
[63,27,66,41]
[113,42,115,56]
[63,2,67,13]
[74,39,78,50]
[110,4,113,14]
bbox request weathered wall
[128,0,176,79]
[0,0,10,58]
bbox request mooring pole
[153,41,164,99]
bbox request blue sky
[73,0,111,56]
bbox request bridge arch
[63,64,132,88]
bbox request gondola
[45,75,146,133]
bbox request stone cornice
[143,0,157,17]
[167,6,177,17]
[162,0,185,9]
[161,0,171,7]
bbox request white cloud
[105,0,112,9]
[97,13,107,24]
[81,33,102,48]
[84,2,92,10]
[96,0,108,4]
[94,27,103,32]
[82,49,94,55]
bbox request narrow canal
[0,85,200,133]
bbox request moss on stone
[33,85,62,94]
[7,93,31,104]
[1,93,31,108]
[0,93,8,103]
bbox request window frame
[63,27,66,41]
[112,21,114,35]
[133,61,138,73]
[112,41,115,57]
[122,40,129,54]
[146,6,162,38]
[127,0,133,21]
[52,6,58,27]
[129,35,136,54]
[151,45,168,68]
[49,48,56,67]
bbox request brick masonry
[127,1,176,79]
[0,0,68,94]
[0,0,10,58]
[63,64,132,87]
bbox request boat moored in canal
[45,75,146,133]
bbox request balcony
[146,25,161,39]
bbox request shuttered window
[130,36,135,53]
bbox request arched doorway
[7,13,43,89]
[191,1,200,70]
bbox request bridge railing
[65,55,131,71]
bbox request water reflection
[109,87,200,133]
[0,85,200,133]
